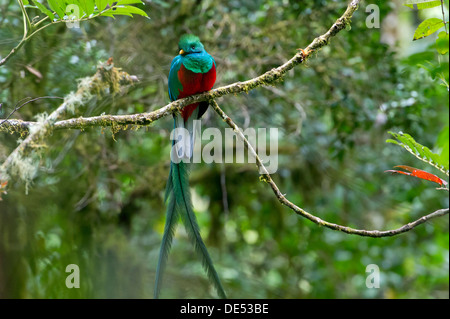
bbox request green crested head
[178,34,205,55]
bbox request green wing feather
[168,56,183,102]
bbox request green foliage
[402,0,449,88]
[413,18,445,40]
[387,131,449,175]
[436,31,449,54]
[99,4,148,18]
[31,1,56,21]
[436,126,449,167]
[404,0,442,10]
[28,0,148,20]
[47,0,65,19]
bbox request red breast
[177,63,216,120]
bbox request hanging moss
[0,61,137,184]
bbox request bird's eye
[191,45,195,49]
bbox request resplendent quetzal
[154,34,226,299]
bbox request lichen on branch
[0,60,138,184]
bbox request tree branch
[0,62,137,179]
[0,96,64,128]
[209,99,449,238]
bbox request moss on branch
[0,60,137,182]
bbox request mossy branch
[0,61,137,181]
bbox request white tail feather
[172,110,200,163]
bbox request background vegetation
[0,0,448,298]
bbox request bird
[154,34,226,299]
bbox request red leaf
[385,169,412,176]
[393,165,417,173]
[0,180,7,201]
[385,166,448,186]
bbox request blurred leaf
[429,61,449,81]
[413,18,445,41]
[117,0,145,4]
[404,0,442,9]
[404,51,435,66]
[100,5,148,18]
[47,0,65,18]
[95,0,109,11]
[31,0,56,21]
[29,0,147,22]
[436,126,449,168]
[78,0,96,16]
[435,31,449,55]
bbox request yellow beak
[179,49,185,55]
